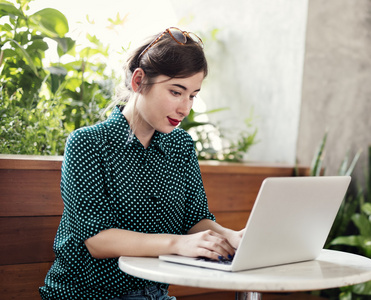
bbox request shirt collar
[104,106,167,156]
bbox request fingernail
[218,255,223,261]
[228,254,233,260]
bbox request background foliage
[308,133,371,300]
[0,0,115,155]
[0,0,257,160]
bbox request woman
[40,27,243,300]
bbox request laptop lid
[160,176,351,272]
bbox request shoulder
[65,122,106,154]
[163,128,194,149]
[159,128,198,163]
[62,123,108,174]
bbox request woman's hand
[174,229,235,261]
[224,228,245,250]
[181,219,246,261]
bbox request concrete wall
[173,0,370,185]
[171,0,308,164]
[297,0,371,183]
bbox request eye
[170,90,181,97]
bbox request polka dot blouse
[39,106,215,300]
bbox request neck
[122,104,154,149]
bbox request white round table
[119,249,371,299]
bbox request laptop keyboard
[197,257,233,265]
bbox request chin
[157,126,175,134]
[161,129,174,134]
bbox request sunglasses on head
[137,27,204,63]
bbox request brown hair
[115,30,208,104]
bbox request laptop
[159,176,351,272]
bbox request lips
[167,117,181,126]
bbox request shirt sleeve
[61,128,115,245]
[182,134,215,233]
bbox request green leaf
[362,203,371,216]
[2,48,16,58]
[27,39,49,52]
[0,22,13,33]
[86,33,101,46]
[367,146,371,201]
[345,149,362,176]
[29,8,69,38]
[107,12,128,26]
[338,152,349,176]
[352,213,371,237]
[47,66,67,94]
[79,47,102,58]
[0,2,24,18]
[202,107,229,115]
[330,235,362,247]
[9,39,39,76]
[352,280,371,295]
[339,290,352,300]
[180,121,211,132]
[328,190,362,243]
[53,37,75,56]
[310,131,327,176]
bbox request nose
[177,97,192,118]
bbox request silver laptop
[159,176,351,272]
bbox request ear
[131,68,145,93]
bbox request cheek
[183,101,193,116]
[188,101,194,111]
[160,96,177,111]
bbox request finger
[197,248,222,261]
[206,240,234,260]
[201,232,235,259]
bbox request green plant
[330,146,371,254]
[216,117,258,162]
[307,133,371,299]
[1,0,72,103]
[180,108,258,162]
[0,0,72,154]
[325,149,362,248]
[1,1,257,160]
[309,131,328,176]
[303,132,362,248]
[331,158,371,300]
[0,0,116,155]
[0,88,67,155]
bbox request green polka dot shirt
[39,106,215,300]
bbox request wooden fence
[0,154,311,300]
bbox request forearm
[85,220,243,261]
[85,228,181,259]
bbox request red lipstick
[167,117,180,126]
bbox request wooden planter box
[0,154,308,300]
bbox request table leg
[235,291,262,300]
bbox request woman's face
[136,71,204,134]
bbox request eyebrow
[172,84,201,93]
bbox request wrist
[218,226,233,238]
[168,234,182,255]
